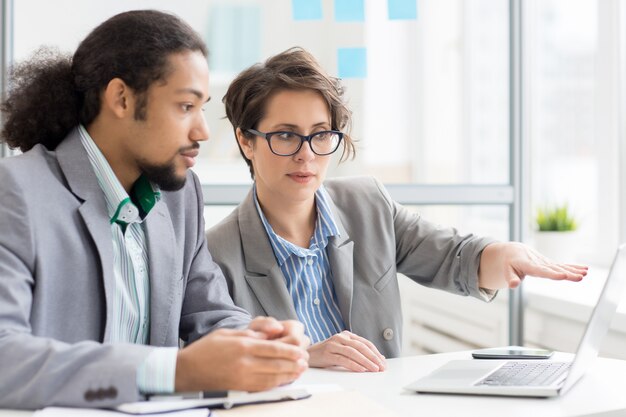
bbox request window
[524,0,624,266]
[6,0,624,341]
[199,0,511,187]
[3,0,516,343]
[9,0,513,220]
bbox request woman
[206,47,587,372]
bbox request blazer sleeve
[0,165,154,409]
[372,178,497,301]
[178,172,251,344]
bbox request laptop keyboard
[476,361,571,387]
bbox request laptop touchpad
[419,360,504,385]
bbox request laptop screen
[561,244,626,393]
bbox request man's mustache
[179,143,200,153]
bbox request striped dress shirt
[254,185,346,344]
[79,126,177,394]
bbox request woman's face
[238,89,333,208]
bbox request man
[0,10,308,410]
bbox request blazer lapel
[238,190,298,320]
[325,196,355,330]
[56,128,116,341]
[144,201,179,345]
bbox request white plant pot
[532,231,579,263]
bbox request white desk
[296,351,626,417]
[3,352,626,417]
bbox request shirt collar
[253,184,340,265]
[78,125,161,225]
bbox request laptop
[405,243,626,397]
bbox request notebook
[404,243,626,397]
[115,386,310,414]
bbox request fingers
[238,340,309,391]
[328,352,373,372]
[528,247,588,280]
[340,331,386,368]
[246,355,309,375]
[176,330,309,392]
[560,264,589,275]
[331,344,380,372]
[275,320,310,349]
[309,331,386,372]
[518,261,585,282]
[249,318,310,350]
[481,242,590,290]
[547,263,586,281]
[507,275,521,289]
[211,327,269,340]
[249,316,284,337]
[243,370,306,392]
[508,252,589,288]
[247,338,309,362]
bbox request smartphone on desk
[472,346,554,359]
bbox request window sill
[523,266,626,333]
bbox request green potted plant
[536,205,577,232]
[533,204,579,262]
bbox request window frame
[619,0,626,246]
[1,0,12,159]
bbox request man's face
[126,51,210,191]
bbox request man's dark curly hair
[0,10,208,152]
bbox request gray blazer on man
[0,128,251,409]
[206,176,495,358]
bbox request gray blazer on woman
[206,176,495,358]
[0,128,250,409]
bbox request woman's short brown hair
[223,47,355,178]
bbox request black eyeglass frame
[245,128,344,156]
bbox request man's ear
[236,127,255,160]
[102,78,134,119]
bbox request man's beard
[141,160,186,191]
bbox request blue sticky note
[334,0,365,22]
[388,0,417,20]
[337,47,367,79]
[292,0,323,20]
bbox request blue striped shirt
[254,185,346,344]
[79,126,176,394]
